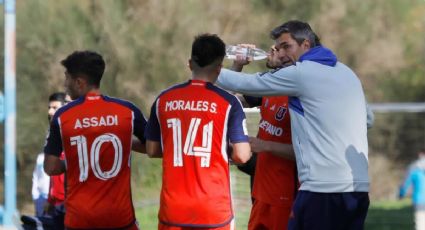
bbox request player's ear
[301,39,311,50]
[75,75,88,90]
[188,59,193,71]
[215,63,223,75]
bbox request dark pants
[22,203,65,230]
[288,191,369,230]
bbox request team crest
[275,106,287,121]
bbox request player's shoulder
[157,81,191,99]
[205,83,241,106]
[51,96,85,121]
[101,95,141,112]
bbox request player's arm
[43,114,65,175]
[399,169,414,199]
[249,136,295,160]
[228,95,252,164]
[132,136,146,153]
[132,104,148,153]
[44,154,65,175]
[144,98,163,158]
[146,140,163,158]
[230,142,251,164]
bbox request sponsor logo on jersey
[74,115,118,129]
[165,100,217,113]
[258,119,283,136]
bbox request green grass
[135,198,415,230]
[365,199,414,230]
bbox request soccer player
[145,33,251,230]
[46,92,70,229]
[44,50,146,229]
[231,43,298,230]
[32,92,69,221]
[217,20,373,230]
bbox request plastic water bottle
[225,45,268,61]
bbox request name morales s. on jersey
[145,80,249,228]
[44,92,146,229]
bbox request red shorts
[158,221,234,230]
[248,199,292,230]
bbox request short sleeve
[145,99,161,142]
[43,115,63,157]
[227,98,249,143]
[132,105,147,143]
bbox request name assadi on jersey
[74,115,118,129]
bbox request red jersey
[145,80,249,228]
[48,152,65,206]
[250,96,297,207]
[44,92,146,229]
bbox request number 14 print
[167,118,213,167]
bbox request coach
[217,20,373,230]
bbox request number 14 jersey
[44,92,146,229]
[145,80,249,228]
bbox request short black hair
[48,92,67,104]
[191,33,226,68]
[270,20,320,47]
[61,50,105,87]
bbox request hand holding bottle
[225,44,268,61]
[229,44,255,71]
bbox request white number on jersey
[70,133,123,182]
[167,118,213,167]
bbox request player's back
[53,93,139,229]
[155,80,245,227]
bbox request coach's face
[274,32,311,64]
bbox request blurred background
[0,0,423,229]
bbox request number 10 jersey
[145,80,249,228]
[44,93,146,229]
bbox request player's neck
[83,88,101,96]
[191,74,217,84]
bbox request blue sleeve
[399,170,414,198]
[133,106,147,144]
[43,115,63,157]
[216,67,300,97]
[243,95,262,107]
[227,98,249,143]
[145,99,161,142]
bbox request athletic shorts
[288,191,369,230]
[248,199,292,230]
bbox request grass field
[134,167,415,230]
